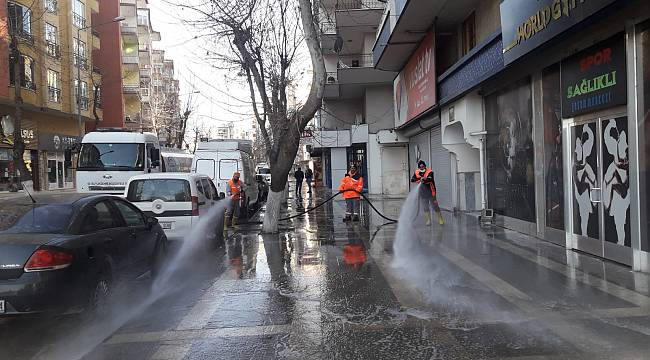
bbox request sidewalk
[86,187,650,359]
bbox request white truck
[72,130,161,194]
[191,139,259,217]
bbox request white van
[124,173,223,242]
[161,149,193,173]
[191,139,259,218]
[74,130,161,194]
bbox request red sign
[395,32,437,126]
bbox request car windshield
[78,143,145,171]
[0,204,73,234]
[257,168,271,174]
[127,179,192,202]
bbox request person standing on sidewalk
[339,165,364,222]
[294,167,304,199]
[226,172,244,228]
[305,167,314,195]
[411,160,444,226]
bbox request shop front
[38,132,79,190]
[496,0,650,268]
[0,115,39,192]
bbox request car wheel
[88,267,112,314]
[151,238,168,279]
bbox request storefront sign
[0,116,38,149]
[500,0,617,65]
[394,32,437,127]
[38,132,80,152]
[561,36,626,118]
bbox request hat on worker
[233,171,241,177]
[418,160,426,168]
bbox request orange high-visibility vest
[413,168,436,196]
[339,173,363,199]
[227,179,242,200]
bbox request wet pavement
[2,187,650,359]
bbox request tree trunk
[11,38,31,188]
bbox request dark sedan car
[0,193,167,316]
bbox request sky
[148,0,256,140]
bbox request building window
[47,69,61,103]
[7,2,32,41]
[461,11,476,56]
[45,23,60,58]
[137,9,148,26]
[485,78,535,223]
[9,54,36,90]
[73,38,87,69]
[73,0,85,28]
[75,79,88,110]
[44,0,57,13]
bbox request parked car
[0,193,167,316]
[124,173,224,245]
[255,163,271,184]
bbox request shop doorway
[568,112,632,265]
[47,153,72,190]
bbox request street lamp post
[76,16,125,136]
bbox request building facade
[1,0,101,191]
[375,0,650,271]
[306,0,409,195]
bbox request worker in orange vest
[226,171,244,227]
[411,160,444,226]
[339,165,364,222]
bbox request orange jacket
[227,179,242,201]
[412,168,436,196]
[339,173,363,199]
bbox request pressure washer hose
[244,190,399,224]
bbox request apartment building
[375,0,650,271]
[306,0,405,196]
[1,0,101,191]
[151,53,181,146]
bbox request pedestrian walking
[294,167,304,199]
[226,171,245,228]
[305,167,314,195]
[410,160,445,226]
[339,165,363,221]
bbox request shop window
[542,65,564,230]
[485,78,535,223]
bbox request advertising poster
[602,117,631,247]
[394,32,436,127]
[572,122,599,239]
[486,78,536,223]
[542,65,564,230]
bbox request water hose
[241,190,399,224]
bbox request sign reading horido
[500,0,616,65]
[561,36,626,118]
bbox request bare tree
[178,0,325,232]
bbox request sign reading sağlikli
[500,0,616,65]
[561,35,626,118]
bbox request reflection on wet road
[2,188,650,359]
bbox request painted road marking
[107,324,292,345]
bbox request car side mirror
[64,149,72,167]
[150,148,160,167]
[146,216,158,230]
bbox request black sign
[500,0,617,65]
[561,35,626,118]
[39,132,80,152]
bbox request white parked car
[124,173,223,244]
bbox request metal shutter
[430,127,453,210]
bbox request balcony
[77,96,89,110]
[139,68,151,78]
[337,0,385,10]
[47,86,61,103]
[338,54,373,68]
[74,55,88,70]
[46,42,60,58]
[120,23,137,34]
[10,29,34,45]
[123,55,139,64]
[335,0,385,28]
[94,98,102,109]
[73,13,86,28]
[123,84,140,94]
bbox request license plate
[0,300,5,314]
[160,222,172,230]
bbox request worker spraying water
[411,160,445,226]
